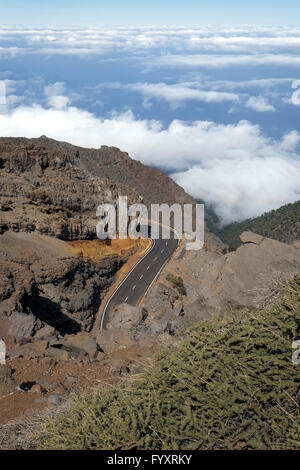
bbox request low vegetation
[35,274,300,450]
[166,273,187,296]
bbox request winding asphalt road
[100,230,179,329]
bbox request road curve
[100,232,179,330]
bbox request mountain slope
[0,136,196,240]
[18,135,196,206]
[217,201,300,249]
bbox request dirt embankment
[66,237,150,261]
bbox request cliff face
[0,136,222,252]
[0,231,122,336]
[0,138,141,240]
[23,136,196,206]
[0,136,197,239]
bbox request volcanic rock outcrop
[0,231,122,338]
[0,138,141,240]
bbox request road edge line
[99,238,156,331]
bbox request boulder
[240,231,264,245]
[7,312,37,339]
[172,304,184,317]
[60,333,99,359]
[96,329,126,355]
[97,304,149,354]
[106,304,148,330]
[47,394,63,407]
[46,347,71,362]
[9,340,49,359]
[38,378,59,392]
[108,358,131,376]
[34,325,56,339]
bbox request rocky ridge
[0,138,141,240]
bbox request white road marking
[132,285,136,291]
[140,274,143,279]
[165,242,168,246]
[147,265,150,270]
[154,257,157,261]
[161,249,164,254]
[124,296,128,302]
[100,239,156,330]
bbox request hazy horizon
[3,1,300,27]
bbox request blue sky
[2,0,300,26]
[0,7,300,224]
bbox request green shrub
[36,275,300,450]
[228,244,238,252]
[166,273,187,296]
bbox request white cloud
[207,78,296,91]
[0,92,299,224]
[44,82,70,109]
[186,35,300,52]
[246,96,276,112]
[291,80,300,105]
[0,46,25,58]
[102,82,240,107]
[173,156,300,225]
[279,130,300,151]
[3,26,300,57]
[151,54,300,69]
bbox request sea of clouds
[0,25,300,224]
